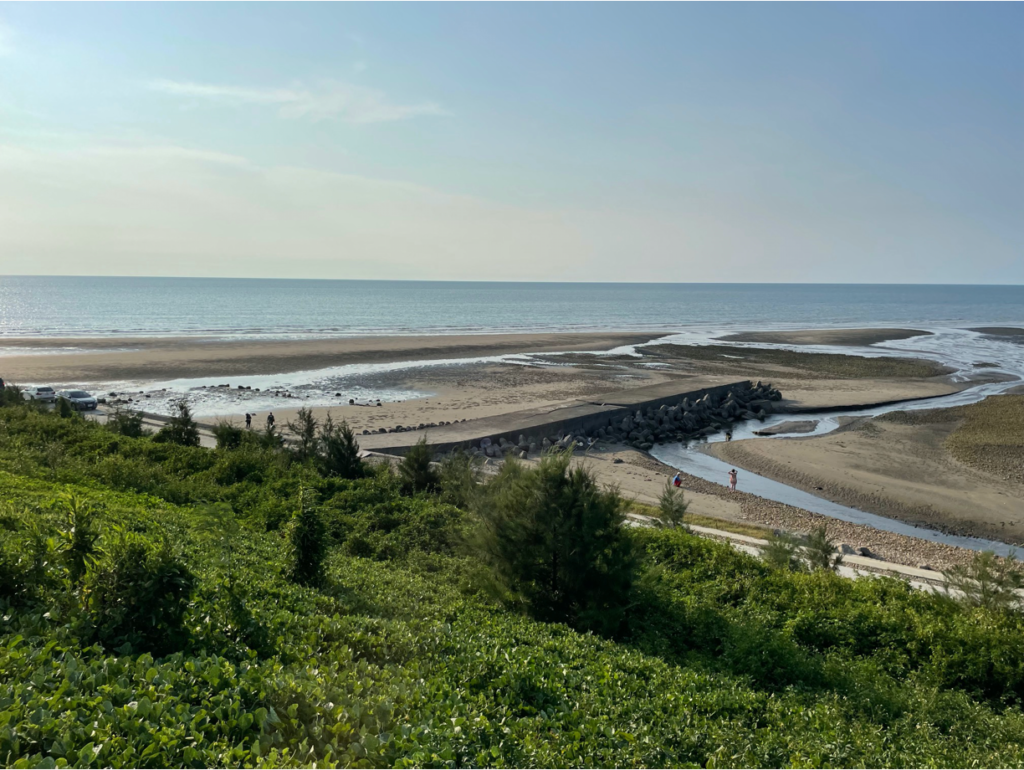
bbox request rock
[919,564,936,571]
[519,450,528,460]
[542,437,551,449]
[362,429,369,435]
[612,457,624,464]
[857,546,876,559]
[839,544,857,555]
[481,437,492,448]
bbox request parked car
[22,386,57,403]
[57,390,99,410]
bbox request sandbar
[716,328,932,346]
[0,331,660,383]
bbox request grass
[629,501,772,539]
[644,344,948,380]
[6,402,1024,766]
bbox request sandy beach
[0,331,658,382]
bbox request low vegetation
[880,395,1024,481]
[645,344,948,379]
[3,400,1024,767]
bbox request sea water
[1,277,1023,339]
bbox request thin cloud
[0,20,14,56]
[147,78,446,124]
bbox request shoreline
[0,331,662,383]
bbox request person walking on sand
[728,468,738,491]
[266,412,275,430]
[245,413,251,429]
[672,473,682,488]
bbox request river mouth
[650,327,1024,557]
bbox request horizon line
[3,275,1024,288]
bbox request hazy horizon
[1,4,1022,284]
[4,275,1023,288]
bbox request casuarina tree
[317,415,364,479]
[475,450,636,634]
[154,400,201,447]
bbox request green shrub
[475,451,636,633]
[57,396,77,419]
[106,407,150,438]
[0,384,23,406]
[439,450,483,508]
[287,407,319,463]
[153,400,200,447]
[761,531,806,572]
[56,492,99,585]
[317,415,364,479]
[212,419,245,450]
[83,528,196,655]
[803,525,843,572]
[657,479,688,528]
[945,551,1024,611]
[398,437,439,495]
[288,489,327,587]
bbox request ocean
[2,277,1023,339]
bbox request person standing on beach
[672,473,682,488]
[728,468,738,491]
[245,413,251,429]
[267,412,275,430]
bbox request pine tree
[658,480,688,528]
[154,400,200,447]
[475,450,636,633]
[317,414,364,479]
[287,407,319,463]
[398,437,439,494]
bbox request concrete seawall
[359,378,755,456]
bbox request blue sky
[1,3,1021,283]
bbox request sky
[0,3,1022,283]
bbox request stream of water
[650,328,1024,556]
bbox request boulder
[857,546,877,559]
[839,544,858,555]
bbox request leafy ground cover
[3,401,1024,767]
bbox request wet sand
[717,328,932,346]
[707,395,1024,545]
[0,331,659,383]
